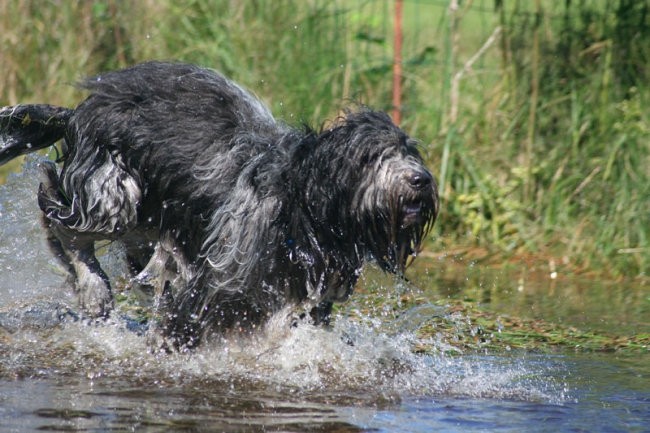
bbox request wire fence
[332,0,505,132]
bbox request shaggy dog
[0,62,438,348]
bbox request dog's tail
[0,104,72,166]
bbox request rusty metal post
[392,0,403,125]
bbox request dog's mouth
[396,191,437,259]
[400,198,424,228]
[374,186,438,275]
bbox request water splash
[0,158,569,406]
[0,312,567,404]
[0,156,68,305]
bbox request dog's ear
[0,104,71,166]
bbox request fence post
[392,0,403,125]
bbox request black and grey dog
[0,61,438,347]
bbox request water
[408,258,649,337]
[1,158,649,432]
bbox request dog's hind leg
[131,239,194,328]
[131,242,174,320]
[38,161,114,318]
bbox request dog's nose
[406,170,433,189]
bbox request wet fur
[0,62,438,348]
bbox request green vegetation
[1,0,648,278]
[337,265,649,354]
[354,295,650,354]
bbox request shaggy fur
[0,61,438,348]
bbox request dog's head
[313,109,439,273]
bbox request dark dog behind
[0,61,438,348]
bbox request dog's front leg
[38,162,113,318]
[46,220,113,319]
[70,243,113,318]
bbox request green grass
[0,0,648,278]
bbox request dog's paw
[77,272,113,319]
